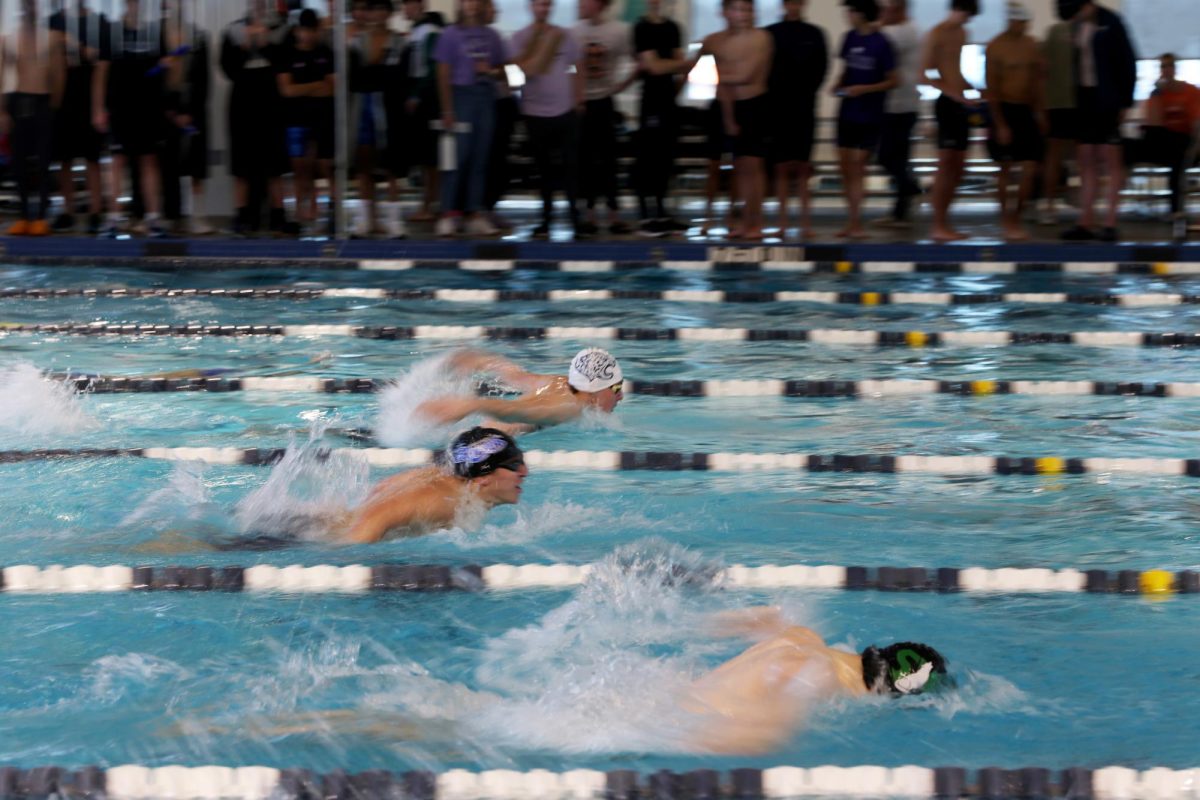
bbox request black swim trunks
[987,102,1045,163]
[935,94,971,151]
[732,94,769,159]
[1075,87,1123,146]
[836,117,880,151]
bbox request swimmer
[686,606,950,753]
[232,605,950,755]
[415,347,624,435]
[340,426,528,543]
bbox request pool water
[1,265,1199,774]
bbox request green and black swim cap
[861,642,951,696]
[444,427,525,479]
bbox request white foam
[373,353,478,448]
[466,540,746,753]
[233,435,372,542]
[121,461,220,529]
[84,653,192,704]
[0,360,96,437]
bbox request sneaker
[531,223,551,240]
[435,215,459,238]
[608,220,632,235]
[86,213,102,235]
[489,212,515,232]
[51,213,76,232]
[1038,204,1059,226]
[637,219,668,238]
[28,219,50,237]
[188,215,214,236]
[1098,226,1119,243]
[1061,225,1096,242]
[465,215,499,237]
[147,218,169,238]
[7,219,29,236]
[99,218,120,239]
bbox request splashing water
[429,499,674,551]
[373,353,477,448]
[467,539,736,754]
[121,461,224,531]
[234,435,372,541]
[0,361,96,437]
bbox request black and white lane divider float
[4,448,1200,477]
[9,322,1200,347]
[2,763,1197,800]
[0,563,1193,596]
[12,286,1200,307]
[47,374,1200,399]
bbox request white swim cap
[568,348,623,393]
[1007,0,1031,21]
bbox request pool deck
[3,205,1199,266]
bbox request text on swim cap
[573,351,617,383]
[451,436,511,465]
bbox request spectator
[1038,13,1076,226]
[161,0,212,236]
[831,0,895,240]
[2,0,64,237]
[92,0,170,238]
[766,0,827,240]
[400,0,443,223]
[277,8,335,237]
[877,0,920,229]
[1127,54,1200,238]
[984,1,1044,242]
[1059,0,1137,242]
[434,0,508,237]
[573,0,634,235]
[632,0,687,237]
[221,0,295,236]
[49,0,107,235]
[510,0,583,239]
[695,0,772,241]
[922,0,978,242]
[348,0,407,238]
[480,0,516,232]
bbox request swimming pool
[1,263,1199,787]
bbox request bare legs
[998,160,1038,241]
[774,160,812,239]
[930,148,967,242]
[836,147,869,239]
[729,155,765,240]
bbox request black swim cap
[1056,0,1084,20]
[445,427,525,479]
[861,642,951,696]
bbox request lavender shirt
[433,23,507,87]
[511,25,581,118]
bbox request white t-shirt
[571,18,632,101]
[883,21,921,115]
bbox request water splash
[467,539,733,753]
[234,434,372,542]
[121,461,222,530]
[0,361,96,437]
[428,500,671,550]
[84,654,192,705]
[373,354,477,448]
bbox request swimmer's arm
[342,500,421,544]
[446,349,553,393]
[707,607,823,642]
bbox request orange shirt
[1149,81,1200,135]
